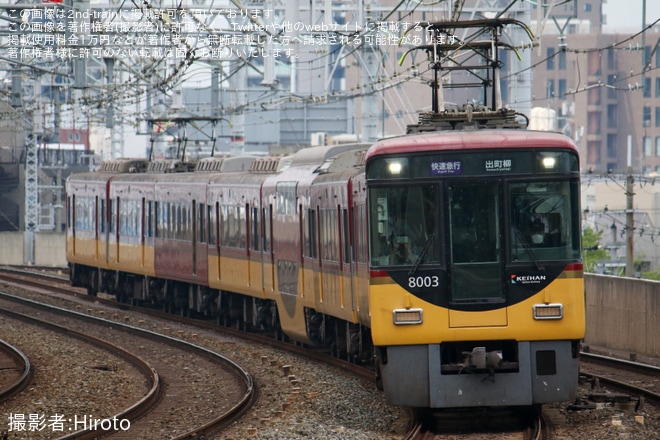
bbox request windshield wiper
[514,229,545,271]
[408,233,435,276]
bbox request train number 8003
[408,276,440,289]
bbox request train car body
[66,172,111,272]
[366,130,584,407]
[108,174,157,279]
[207,170,267,297]
[66,159,151,295]
[66,129,584,409]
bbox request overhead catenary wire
[1,1,659,133]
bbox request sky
[602,0,660,32]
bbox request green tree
[638,255,660,280]
[582,226,609,273]
[641,269,660,280]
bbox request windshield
[369,185,439,267]
[369,180,581,268]
[510,180,581,262]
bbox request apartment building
[530,1,660,175]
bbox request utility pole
[625,136,635,277]
[622,0,646,277]
[642,0,646,71]
[506,1,532,117]
[24,135,38,265]
[360,0,379,143]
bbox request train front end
[366,131,585,408]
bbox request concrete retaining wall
[0,232,67,267]
[585,274,659,358]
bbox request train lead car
[366,129,584,407]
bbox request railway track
[0,265,408,439]
[404,406,548,440]
[579,352,660,407]
[0,288,256,439]
[0,338,32,405]
[0,265,376,383]
[6,266,657,439]
[0,305,160,439]
[0,266,79,294]
[0,264,655,440]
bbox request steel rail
[0,338,32,403]
[0,289,256,439]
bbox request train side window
[67,195,72,231]
[100,199,106,234]
[159,202,167,239]
[128,199,138,237]
[167,203,178,240]
[207,204,216,246]
[303,208,318,259]
[220,205,246,249]
[354,205,368,264]
[172,202,178,240]
[155,202,160,238]
[198,202,206,244]
[185,203,189,241]
[320,208,339,262]
[361,205,369,264]
[276,181,298,215]
[74,196,82,231]
[127,200,133,236]
[92,198,98,233]
[172,202,177,240]
[94,196,99,236]
[174,203,179,240]
[220,205,229,246]
[263,206,271,253]
[175,202,180,240]
[82,197,87,231]
[184,203,190,241]
[126,199,132,236]
[166,202,171,240]
[109,199,115,234]
[187,203,193,242]
[118,198,125,236]
[90,198,96,232]
[165,202,172,240]
[136,199,141,237]
[87,197,93,231]
[145,200,153,238]
[342,208,350,264]
[169,202,174,240]
[74,196,81,231]
[182,203,188,241]
[178,203,184,241]
[229,205,236,247]
[123,199,130,236]
[75,197,82,231]
[238,205,247,249]
[154,201,159,238]
[250,206,260,252]
[168,203,174,240]
[188,203,194,242]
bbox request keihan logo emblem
[510,274,546,284]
